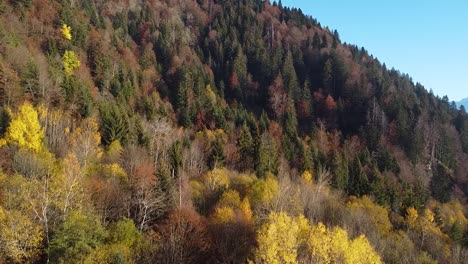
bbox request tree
[306,222,382,264]
[347,157,370,196]
[0,208,43,263]
[49,210,106,263]
[63,50,81,76]
[254,212,308,264]
[208,139,225,169]
[322,59,333,94]
[312,32,321,49]
[237,122,254,168]
[430,163,453,203]
[69,117,103,169]
[21,61,40,101]
[282,50,299,100]
[0,102,44,152]
[100,104,129,146]
[156,208,212,264]
[61,24,72,40]
[256,133,279,177]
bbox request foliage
[61,24,72,40]
[0,103,44,152]
[0,208,43,263]
[63,50,81,76]
[306,222,382,264]
[49,210,107,263]
[255,212,306,264]
[0,0,466,263]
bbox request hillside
[0,0,468,263]
[458,98,468,109]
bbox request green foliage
[0,1,467,263]
[238,122,254,168]
[347,156,370,196]
[49,210,107,263]
[208,139,225,169]
[0,107,10,138]
[21,61,39,100]
[63,50,81,76]
[169,140,183,177]
[430,164,453,203]
[100,103,129,146]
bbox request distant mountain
[457,98,468,109]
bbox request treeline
[0,0,468,263]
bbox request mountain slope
[457,97,468,109]
[0,0,467,263]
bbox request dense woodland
[1,0,468,263]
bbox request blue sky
[281,0,468,101]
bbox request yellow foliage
[302,170,313,185]
[204,168,230,192]
[211,207,235,224]
[250,174,279,206]
[63,50,81,76]
[0,209,44,263]
[218,190,241,208]
[61,24,72,40]
[239,198,253,221]
[195,129,226,143]
[423,209,435,224]
[255,212,302,264]
[69,117,103,167]
[0,103,44,152]
[231,173,255,194]
[307,222,382,264]
[190,180,204,200]
[438,201,468,226]
[84,244,133,264]
[347,196,392,235]
[345,234,382,264]
[406,207,419,229]
[103,163,127,181]
[206,84,217,104]
[107,140,123,160]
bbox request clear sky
[281,0,468,102]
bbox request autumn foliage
[0,0,467,263]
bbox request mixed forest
[1,0,468,263]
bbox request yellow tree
[210,207,235,224]
[0,102,44,152]
[306,222,382,264]
[63,50,81,76]
[347,196,392,236]
[250,174,279,207]
[69,117,103,169]
[204,168,230,192]
[0,209,44,263]
[255,212,308,264]
[0,174,44,263]
[61,24,72,40]
[239,198,253,221]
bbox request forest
[1,0,468,263]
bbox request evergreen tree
[322,59,333,94]
[347,156,370,196]
[312,32,321,49]
[238,122,254,168]
[321,35,328,48]
[430,163,453,203]
[282,50,299,100]
[256,133,278,177]
[100,103,129,145]
[208,139,225,169]
[169,141,183,178]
